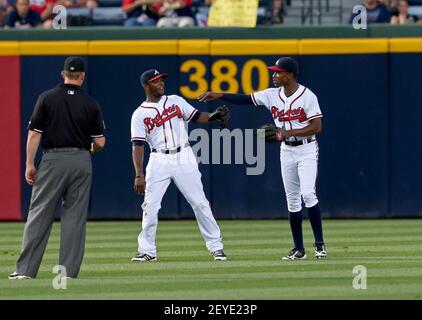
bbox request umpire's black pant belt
[44,147,86,153]
[152,143,190,154]
[284,138,315,147]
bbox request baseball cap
[267,57,299,76]
[140,69,168,85]
[63,56,86,72]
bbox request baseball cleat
[282,248,307,260]
[8,272,31,280]
[212,249,227,261]
[314,243,327,259]
[131,253,157,262]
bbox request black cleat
[131,253,157,262]
[314,243,327,259]
[8,271,31,280]
[212,249,227,261]
[282,248,307,260]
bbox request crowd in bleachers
[0,0,283,28]
[0,0,219,28]
[1,0,422,29]
[349,0,422,24]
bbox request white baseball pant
[137,146,224,257]
[280,141,319,213]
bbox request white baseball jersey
[131,95,198,150]
[130,94,224,257]
[251,84,322,142]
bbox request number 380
[179,59,270,99]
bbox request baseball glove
[257,123,288,143]
[208,105,230,129]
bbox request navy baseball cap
[140,69,168,85]
[63,56,86,72]
[267,57,299,76]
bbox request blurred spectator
[30,0,54,19]
[156,0,195,27]
[349,0,391,24]
[4,0,41,28]
[122,0,159,27]
[195,0,214,27]
[379,0,398,7]
[29,0,56,27]
[1,0,9,26]
[272,0,283,24]
[390,0,419,23]
[59,0,97,9]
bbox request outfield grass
[0,219,421,300]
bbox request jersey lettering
[271,106,307,123]
[144,104,183,133]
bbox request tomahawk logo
[154,70,160,75]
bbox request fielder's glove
[208,105,230,129]
[257,123,288,143]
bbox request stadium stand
[4,0,422,28]
[92,6,125,25]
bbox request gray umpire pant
[16,148,92,278]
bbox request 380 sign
[179,59,270,99]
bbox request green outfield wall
[0,25,422,41]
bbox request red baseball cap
[267,57,299,76]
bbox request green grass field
[0,219,421,300]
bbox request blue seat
[408,5,422,17]
[67,8,92,17]
[67,8,93,26]
[98,0,124,8]
[92,7,127,25]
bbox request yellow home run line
[0,39,421,56]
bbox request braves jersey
[251,84,322,141]
[131,95,198,150]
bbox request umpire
[9,56,106,280]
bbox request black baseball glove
[257,123,288,143]
[208,105,230,129]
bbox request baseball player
[198,57,327,260]
[130,69,229,262]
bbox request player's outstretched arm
[198,91,223,102]
[198,92,254,105]
[195,112,213,124]
[193,105,230,129]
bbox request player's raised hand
[134,175,146,195]
[198,91,223,102]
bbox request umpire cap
[63,56,86,72]
[267,57,299,76]
[140,69,168,85]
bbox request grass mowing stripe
[3,281,422,300]
[2,257,421,274]
[1,219,422,299]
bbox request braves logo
[271,106,307,123]
[144,104,183,133]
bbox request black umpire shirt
[28,83,105,150]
